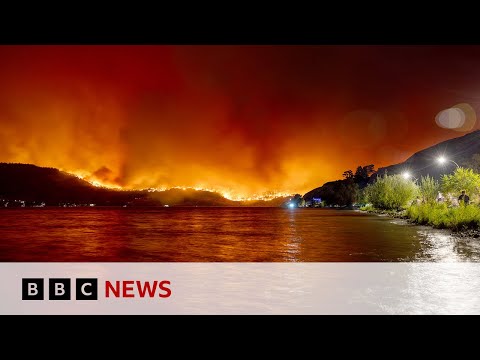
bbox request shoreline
[359,208,480,239]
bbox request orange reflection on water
[2,208,480,262]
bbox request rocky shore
[359,208,480,239]
[453,229,480,238]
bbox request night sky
[1,45,479,198]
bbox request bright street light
[402,172,411,179]
[437,156,460,168]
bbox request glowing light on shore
[436,156,460,168]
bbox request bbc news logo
[22,278,171,300]
[22,278,98,300]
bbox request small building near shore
[312,197,322,207]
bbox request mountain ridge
[0,163,291,207]
[302,129,480,204]
[374,129,480,180]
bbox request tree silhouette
[342,170,354,179]
[354,164,376,184]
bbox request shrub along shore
[361,204,480,237]
[359,167,480,237]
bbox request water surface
[0,207,479,262]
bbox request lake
[1,207,479,262]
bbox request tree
[354,164,376,186]
[336,178,359,206]
[315,164,376,207]
[354,166,367,183]
[419,175,440,204]
[365,174,418,210]
[356,187,368,205]
[285,194,304,207]
[363,164,376,177]
[342,170,354,179]
[441,167,480,198]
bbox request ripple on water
[1,208,480,262]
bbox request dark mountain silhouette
[373,130,480,181]
[303,179,358,206]
[0,163,289,207]
[0,163,141,206]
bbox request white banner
[1,263,480,314]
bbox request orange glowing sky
[1,45,479,198]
